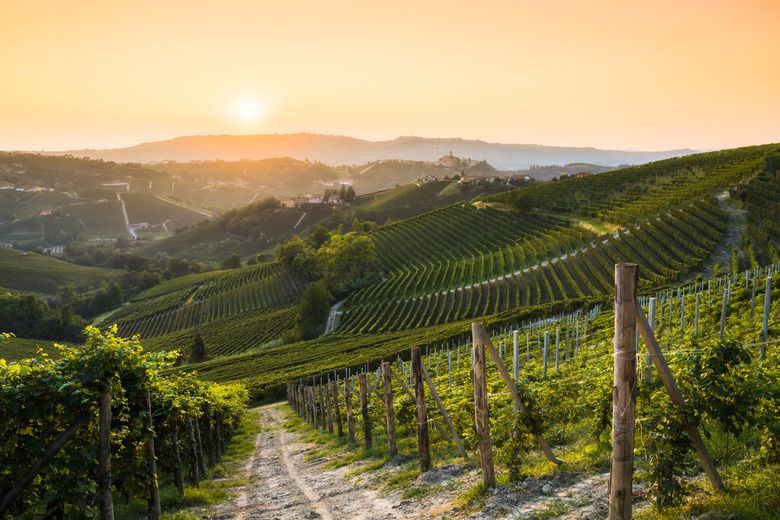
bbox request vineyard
[336,199,728,334]
[285,263,780,516]
[0,327,249,519]
[95,262,304,354]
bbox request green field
[0,336,64,362]
[0,247,124,294]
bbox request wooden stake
[359,374,372,448]
[475,323,563,465]
[422,365,469,460]
[145,392,162,520]
[172,419,184,499]
[99,384,114,520]
[763,276,772,359]
[330,380,344,438]
[382,362,398,456]
[609,263,637,520]
[412,347,431,470]
[344,379,356,442]
[325,382,334,434]
[636,302,725,492]
[318,385,328,432]
[472,323,495,486]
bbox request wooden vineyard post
[636,299,725,492]
[359,373,372,448]
[472,323,496,486]
[411,347,431,470]
[325,383,334,434]
[422,365,469,460]
[609,263,637,520]
[311,387,319,429]
[318,385,328,432]
[187,418,200,488]
[344,378,356,442]
[99,383,114,520]
[645,297,656,383]
[382,362,398,456]
[194,417,206,476]
[204,404,215,467]
[388,365,452,442]
[330,380,344,437]
[144,391,162,520]
[172,420,185,499]
[475,323,563,465]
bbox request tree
[309,226,330,249]
[296,281,333,340]
[220,252,242,270]
[189,330,209,363]
[316,232,380,296]
[344,185,356,203]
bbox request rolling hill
[86,142,780,400]
[40,133,695,170]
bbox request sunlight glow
[237,99,262,121]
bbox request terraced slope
[96,262,304,344]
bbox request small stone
[542,484,553,494]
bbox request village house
[422,175,438,183]
[459,174,495,187]
[327,194,342,205]
[40,209,56,217]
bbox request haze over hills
[39,133,696,169]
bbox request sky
[2,0,779,152]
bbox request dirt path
[206,404,616,520]
[208,403,404,520]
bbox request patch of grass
[635,464,780,520]
[456,482,489,509]
[383,463,422,491]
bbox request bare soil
[202,404,624,520]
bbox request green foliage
[0,326,248,518]
[220,252,242,270]
[189,330,209,363]
[0,290,85,342]
[296,281,333,340]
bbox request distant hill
[41,133,696,170]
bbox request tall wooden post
[144,392,162,520]
[318,385,328,432]
[325,383,334,434]
[411,347,431,470]
[172,419,184,499]
[359,373,372,448]
[382,362,398,456]
[204,405,215,467]
[645,297,655,383]
[472,323,496,487]
[99,384,114,520]
[344,378,356,442]
[719,290,729,341]
[330,380,343,438]
[609,264,637,520]
[187,418,200,488]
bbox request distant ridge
[40,133,695,169]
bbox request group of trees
[0,290,86,342]
[276,226,381,340]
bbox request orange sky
[2,0,779,152]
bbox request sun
[236,99,263,121]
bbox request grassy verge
[114,408,262,520]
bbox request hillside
[41,133,695,170]
[86,143,779,399]
[0,247,125,295]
